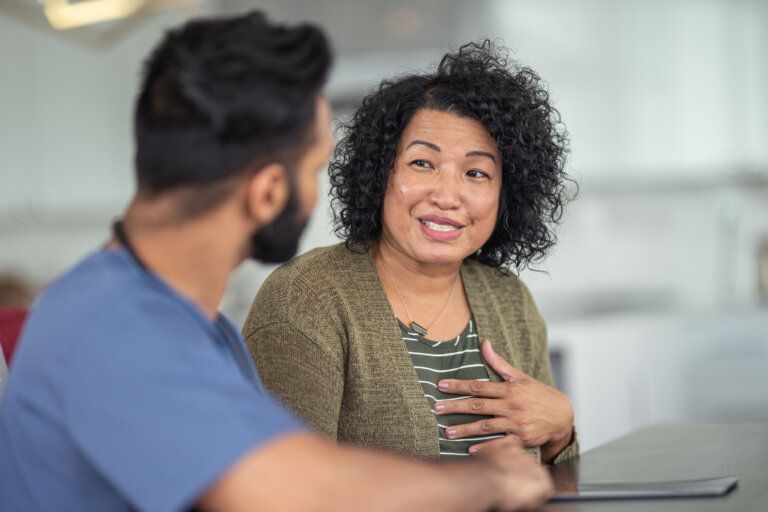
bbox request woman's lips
[418,217,464,241]
[419,215,463,228]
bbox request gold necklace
[377,246,459,337]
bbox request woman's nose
[430,169,462,209]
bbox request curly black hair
[329,40,575,270]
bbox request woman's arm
[245,322,344,439]
[243,258,348,439]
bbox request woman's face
[380,109,502,267]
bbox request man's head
[133,11,333,262]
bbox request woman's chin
[412,248,472,267]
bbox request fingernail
[435,403,445,412]
[468,446,478,454]
[437,381,449,391]
[446,428,457,438]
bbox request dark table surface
[543,422,768,512]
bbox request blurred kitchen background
[1,0,767,451]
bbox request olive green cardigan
[243,243,578,463]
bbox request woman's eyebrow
[466,150,496,163]
[406,139,441,152]
[406,140,497,163]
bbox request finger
[442,417,510,440]
[434,396,497,416]
[467,434,521,455]
[437,378,506,398]
[481,340,526,382]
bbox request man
[0,11,553,512]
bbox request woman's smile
[418,215,465,240]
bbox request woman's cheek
[471,191,499,218]
[397,177,431,204]
[471,194,500,236]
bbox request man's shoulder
[23,249,209,362]
[5,249,221,437]
[40,248,163,308]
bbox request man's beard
[249,188,309,264]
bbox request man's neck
[118,200,246,321]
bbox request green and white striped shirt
[399,317,504,457]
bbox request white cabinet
[548,309,768,451]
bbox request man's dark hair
[330,40,575,271]
[134,11,332,217]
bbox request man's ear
[245,163,289,227]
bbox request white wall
[490,0,768,312]
[492,0,768,174]
[0,1,217,281]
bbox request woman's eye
[467,169,489,178]
[410,159,432,169]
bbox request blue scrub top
[0,247,303,512]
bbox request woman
[244,40,578,463]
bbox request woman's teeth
[421,220,460,232]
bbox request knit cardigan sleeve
[242,255,346,440]
[515,277,579,464]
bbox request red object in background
[0,308,28,366]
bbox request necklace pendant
[411,321,428,336]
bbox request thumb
[481,340,522,382]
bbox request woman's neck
[373,238,471,340]
[374,239,461,296]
